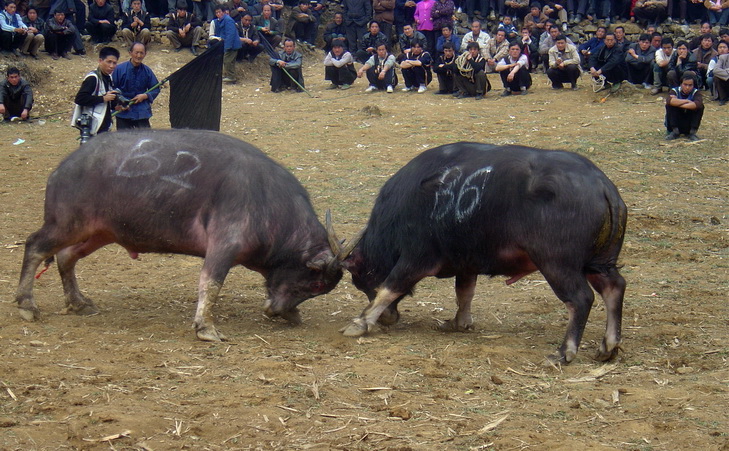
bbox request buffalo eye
[310,281,326,293]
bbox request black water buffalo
[16,130,342,341]
[333,142,627,364]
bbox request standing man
[0,67,33,121]
[343,0,372,55]
[210,5,241,83]
[72,46,120,137]
[112,42,160,129]
[664,72,703,141]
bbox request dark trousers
[86,22,117,43]
[1,95,31,119]
[354,49,375,64]
[568,0,589,15]
[293,21,316,45]
[588,0,611,18]
[434,68,455,92]
[365,66,397,89]
[237,43,264,61]
[45,32,73,55]
[626,62,653,84]
[547,65,581,86]
[0,31,25,51]
[402,66,433,88]
[345,22,367,53]
[454,71,490,95]
[116,117,151,129]
[715,77,729,101]
[500,68,532,91]
[601,64,626,84]
[270,66,305,91]
[325,64,357,86]
[633,5,667,24]
[665,104,704,134]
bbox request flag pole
[111,77,170,117]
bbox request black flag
[167,40,224,131]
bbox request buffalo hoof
[340,318,368,337]
[63,303,99,316]
[595,345,621,362]
[196,325,228,342]
[544,350,575,367]
[435,318,474,332]
[278,307,302,326]
[377,308,400,326]
[18,307,40,322]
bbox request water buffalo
[331,142,627,364]
[16,130,342,341]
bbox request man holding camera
[72,46,120,138]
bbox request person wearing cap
[323,38,356,89]
[165,0,203,55]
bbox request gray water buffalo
[332,142,627,364]
[16,130,342,341]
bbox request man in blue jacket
[112,42,160,129]
[212,4,242,83]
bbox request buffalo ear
[341,248,363,273]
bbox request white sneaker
[402,86,412,92]
[417,85,427,93]
[386,85,393,93]
[365,85,376,92]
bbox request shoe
[575,14,583,22]
[51,53,59,60]
[30,53,39,60]
[568,13,576,23]
[665,131,679,140]
[688,133,700,141]
[417,85,427,93]
[365,85,377,92]
[12,48,21,57]
[604,18,611,26]
[520,87,528,95]
[552,85,563,89]
[73,49,86,56]
[175,47,183,52]
[454,92,465,98]
[562,22,568,32]
[62,53,71,60]
[341,84,351,90]
[222,77,236,83]
[719,99,727,106]
[386,85,393,93]
[642,82,651,89]
[327,83,338,90]
[501,89,511,96]
[488,11,496,20]
[475,94,483,100]
[650,87,661,95]
[401,86,412,92]
[571,83,578,90]
[191,47,198,56]
[435,90,449,95]
[610,81,621,93]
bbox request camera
[75,113,93,144]
[111,90,132,105]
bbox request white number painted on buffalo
[116,139,201,189]
[431,166,493,222]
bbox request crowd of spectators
[1,0,727,135]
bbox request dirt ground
[1,45,728,450]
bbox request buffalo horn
[325,209,343,256]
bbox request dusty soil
[1,44,728,450]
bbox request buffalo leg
[438,273,477,332]
[377,294,405,326]
[56,235,112,316]
[193,250,236,342]
[341,287,406,337]
[541,267,595,364]
[588,268,626,361]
